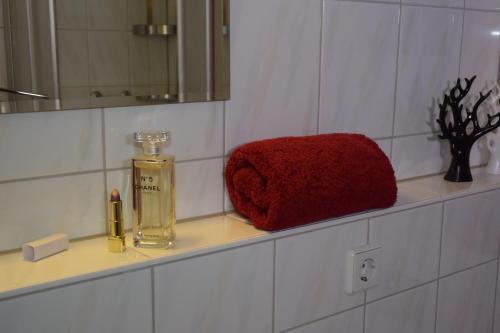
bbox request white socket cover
[345,243,382,295]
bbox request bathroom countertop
[1,167,500,301]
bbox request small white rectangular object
[22,233,69,262]
[345,243,382,295]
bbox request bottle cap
[134,131,170,155]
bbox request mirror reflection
[0,0,230,114]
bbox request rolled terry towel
[225,134,397,231]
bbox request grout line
[491,259,499,333]
[366,219,370,243]
[439,257,499,280]
[272,241,277,333]
[315,0,324,135]
[0,157,225,185]
[0,169,106,185]
[282,304,365,332]
[176,156,224,164]
[434,203,446,333]
[222,101,227,212]
[389,0,403,157]
[150,267,156,333]
[364,258,499,307]
[457,6,466,77]
[366,279,437,306]
[363,220,369,333]
[362,292,367,333]
[377,131,440,141]
[101,108,109,223]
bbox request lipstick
[108,188,126,252]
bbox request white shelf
[2,167,500,301]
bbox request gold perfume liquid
[133,131,176,248]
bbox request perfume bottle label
[135,176,161,192]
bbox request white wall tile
[0,109,102,182]
[460,11,500,95]
[175,158,224,219]
[104,102,223,168]
[403,0,464,7]
[466,0,500,10]
[366,282,437,333]
[394,7,462,136]
[392,134,484,180]
[275,221,367,332]
[392,134,449,179]
[0,172,105,252]
[440,190,500,276]
[288,307,364,333]
[437,262,497,333]
[375,139,392,159]
[319,1,399,138]
[107,158,223,223]
[367,204,442,301]
[0,269,152,333]
[225,0,321,153]
[154,242,273,333]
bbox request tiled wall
[276,189,500,333]
[1,0,500,251]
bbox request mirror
[0,0,229,114]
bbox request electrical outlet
[345,243,382,295]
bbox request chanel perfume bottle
[132,131,176,248]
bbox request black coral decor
[437,76,500,182]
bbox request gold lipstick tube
[108,191,126,253]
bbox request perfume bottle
[132,131,176,248]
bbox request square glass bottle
[132,131,176,248]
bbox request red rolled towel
[225,134,397,231]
